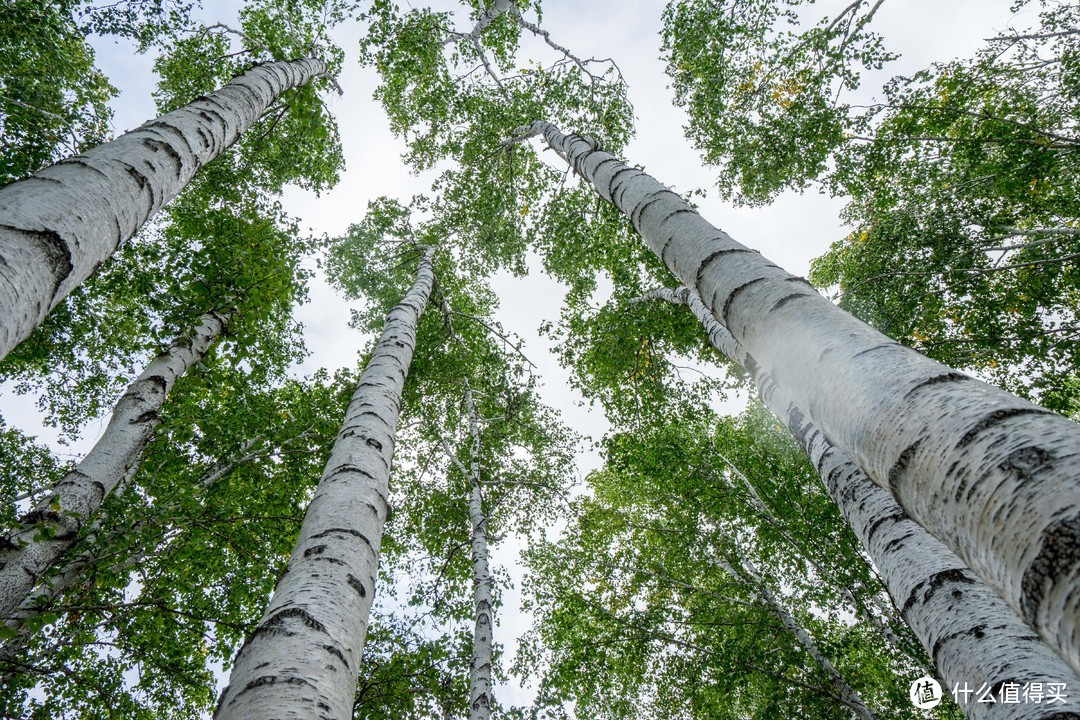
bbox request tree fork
[0,58,326,363]
[516,119,1080,674]
[214,247,436,720]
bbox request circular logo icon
[910,676,943,709]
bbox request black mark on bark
[721,276,769,324]
[768,292,810,315]
[957,408,1055,448]
[322,643,348,668]
[239,674,315,694]
[1021,514,1080,620]
[903,568,975,614]
[303,544,329,558]
[866,512,907,541]
[140,137,183,168]
[0,226,75,304]
[346,573,367,599]
[849,342,897,361]
[903,372,969,400]
[931,624,987,666]
[258,607,329,638]
[887,441,922,492]
[125,166,150,191]
[310,527,375,554]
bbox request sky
[0,0,1036,711]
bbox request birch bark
[464,383,494,720]
[653,285,1080,719]
[0,459,141,677]
[442,0,513,46]
[715,555,877,720]
[214,247,436,720]
[0,433,267,664]
[0,58,324,363]
[517,120,1080,674]
[0,310,230,620]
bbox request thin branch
[987,28,1080,43]
[0,97,66,122]
[849,102,1080,146]
[448,310,537,368]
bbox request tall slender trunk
[463,382,494,720]
[0,433,272,669]
[214,248,436,720]
[714,554,877,720]
[652,285,1080,719]
[0,310,230,620]
[516,121,1080,674]
[0,58,325,363]
[0,458,141,679]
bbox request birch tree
[0,56,326,363]
[522,412,930,719]
[0,307,231,619]
[642,284,1080,718]
[510,120,1080,675]
[462,382,495,720]
[662,0,1080,408]
[1,96,332,710]
[0,182,318,611]
[213,228,436,717]
[0,368,351,718]
[712,554,876,720]
[324,196,575,719]
[2,4,346,439]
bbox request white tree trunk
[0,432,266,663]
[0,459,141,676]
[519,120,1080,674]
[464,383,494,720]
[214,248,436,720]
[797,414,1080,720]
[655,286,1080,719]
[0,58,325,363]
[0,310,229,620]
[715,555,877,720]
[442,0,513,46]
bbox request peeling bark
[464,383,494,720]
[0,310,230,621]
[519,120,1080,674]
[652,285,1080,719]
[214,248,436,720]
[0,58,325,363]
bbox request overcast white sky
[0,0,1036,710]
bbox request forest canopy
[0,1,1078,719]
